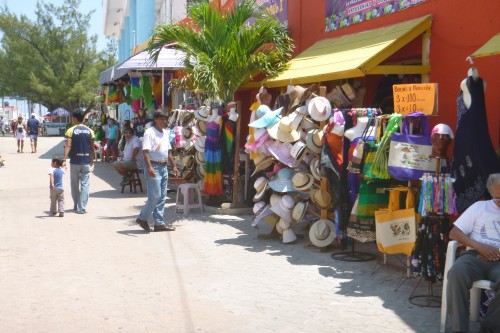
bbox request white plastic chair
[440,240,493,332]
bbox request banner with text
[325,0,426,32]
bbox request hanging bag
[347,115,376,174]
[388,112,435,181]
[362,115,388,179]
[375,187,417,255]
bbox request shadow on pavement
[39,138,65,159]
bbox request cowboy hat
[306,129,323,154]
[310,157,321,181]
[266,141,298,168]
[292,201,309,223]
[197,119,207,135]
[309,219,336,247]
[267,114,301,143]
[251,157,276,177]
[181,111,195,127]
[290,140,307,161]
[276,218,297,243]
[307,96,332,122]
[253,176,269,202]
[268,168,295,193]
[194,106,210,121]
[269,194,294,223]
[289,84,318,112]
[195,151,205,165]
[249,105,282,129]
[182,155,195,170]
[292,172,314,191]
[194,136,206,152]
[310,189,332,209]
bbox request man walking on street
[27,113,40,153]
[63,108,95,214]
[136,110,179,232]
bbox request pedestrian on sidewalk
[113,127,141,186]
[136,110,179,232]
[63,108,95,214]
[14,116,27,153]
[27,113,40,153]
[106,118,120,162]
[49,157,65,217]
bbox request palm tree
[148,0,294,104]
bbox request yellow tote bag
[375,187,416,255]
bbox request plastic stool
[175,183,203,215]
[121,169,143,193]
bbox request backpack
[17,123,23,133]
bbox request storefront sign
[239,0,288,26]
[393,83,437,115]
[325,0,426,32]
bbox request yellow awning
[262,15,432,88]
[470,33,500,58]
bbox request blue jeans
[70,164,91,212]
[138,163,168,226]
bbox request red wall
[233,0,500,149]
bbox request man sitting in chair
[113,128,141,186]
[447,173,500,333]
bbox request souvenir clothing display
[203,117,223,195]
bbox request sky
[1,0,108,116]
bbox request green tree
[149,0,294,103]
[0,0,114,111]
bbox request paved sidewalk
[0,136,463,333]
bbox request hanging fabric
[107,86,119,103]
[141,76,153,110]
[204,117,223,195]
[418,173,458,216]
[130,76,141,112]
[369,113,403,179]
[221,113,236,175]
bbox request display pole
[231,101,242,206]
[161,68,165,110]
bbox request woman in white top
[14,116,27,153]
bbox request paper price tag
[393,83,438,115]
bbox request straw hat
[269,194,294,223]
[290,140,307,161]
[327,83,355,108]
[194,136,206,152]
[306,129,323,154]
[194,106,211,121]
[292,201,309,222]
[267,114,301,143]
[253,176,269,202]
[248,105,282,128]
[266,141,297,168]
[264,213,280,228]
[341,83,356,100]
[307,96,332,122]
[182,155,195,170]
[310,157,321,180]
[251,157,276,177]
[268,168,295,193]
[292,172,314,191]
[310,189,332,209]
[195,151,205,165]
[252,202,273,227]
[182,170,195,182]
[196,164,205,178]
[181,112,195,127]
[309,219,336,247]
[182,126,194,140]
[197,119,207,135]
[289,84,318,111]
[276,218,297,243]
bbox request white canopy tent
[117,48,187,71]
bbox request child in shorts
[49,157,65,217]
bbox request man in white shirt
[447,173,500,333]
[112,128,141,186]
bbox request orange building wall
[232,0,500,149]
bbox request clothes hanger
[286,80,293,94]
[466,56,479,80]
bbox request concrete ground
[0,136,469,333]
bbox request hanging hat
[182,126,194,140]
[276,218,297,243]
[244,128,270,150]
[268,168,295,193]
[290,140,307,161]
[307,96,332,122]
[306,129,323,154]
[197,178,204,191]
[181,111,195,127]
[257,91,272,105]
[197,119,207,135]
[195,151,205,165]
[182,170,195,182]
[431,124,454,139]
[196,164,205,178]
[327,84,354,108]
[309,219,336,247]
[251,157,276,177]
[293,201,309,223]
[182,155,195,170]
[267,114,301,143]
[252,202,273,227]
[266,141,298,168]
[289,84,318,112]
[310,157,321,180]
[269,194,294,223]
[253,176,269,202]
[194,136,206,152]
[194,106,210,121]
[248,105,282,128]
[310,189,332,209]
[341,83,356,101]
[264,213,280,228]
[292,172,314,191]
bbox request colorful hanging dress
[204,117,223,195]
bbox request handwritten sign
[393,83,438,115]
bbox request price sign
[393,83,438,115]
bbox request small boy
[49,157,65,217]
